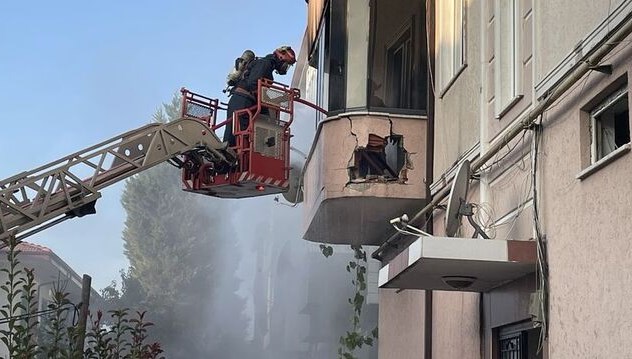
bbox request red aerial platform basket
[179,80,300,199]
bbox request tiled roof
[2,241,53,255]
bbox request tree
[107,94,252,358]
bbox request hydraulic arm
[0,80,326,242]
[0,118,228,241]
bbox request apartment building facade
[293,0,632,358]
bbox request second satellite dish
[282,158,304,204]
[444,160,489,239]
[445,160,470,237]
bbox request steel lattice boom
[0,118,226,241]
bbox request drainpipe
[372,11,632,260]
[478,0,490,356]
[424,0,435,356]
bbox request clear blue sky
[0,0,309,289]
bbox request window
[590,87,630,163]
[495,324,542,359]
[495,0,523,117]
[499,332,527,359]
[307,1,347,117]
[437,0,466,95]
[368,0,426,112]
[386,26,413,108]
[311,25,329,115]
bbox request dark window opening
[495,325,542,359]
[499,332,526,359]
[591,87,630,162]
[328,0,346,112]
[350,135,406,181]
[368,0,426,113]
[386,29,412,108]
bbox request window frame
[590,86,629,163]
[436,0,467,97]
[577,82,631,180]
[385,19,414,109]
[307,0,347,118]
[493,322,542,359]
[366,0,427,114]
[494,0,524,119]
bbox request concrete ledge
[379,236,536,292]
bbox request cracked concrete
[346,116,414,184]
[301,112,428,244]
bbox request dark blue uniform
[223,54,278,146]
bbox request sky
[0,0,312,290]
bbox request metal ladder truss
[0,118,227,241]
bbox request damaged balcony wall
[302,113,427,245]
[348,133,408,183]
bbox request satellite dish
[282,158,304,204]
[445,160,470,237]
[444,160,490,239]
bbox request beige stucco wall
[378,289,425,359]
[540,37,632,358]
[434,0,483,177]
[535,0,627,84]
[432,291,481,359]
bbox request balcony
[302,112,427,245]
[378,236,537,292]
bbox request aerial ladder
[0,80,324,242]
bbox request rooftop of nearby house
[14,241,54,255]
[1,241,102,302]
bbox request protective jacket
[235,54,278,94]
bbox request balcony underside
[303,196,426,246]
[379,236,536,292]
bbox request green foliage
[0,235,24,357]
[0,236,163,358]
[85,310,113,358]
[14,267,39,358]
[39,287,75,358]
[110,308,131,357]
[320,244,378,359]
[84,309,164,359]
[319,244,333,258]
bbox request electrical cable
[531,115,548,353]
[472,202,496,238]
[0,302,76,325]
[390,224,423,238]
[476,129,529,174]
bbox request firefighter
[222,46,297,147]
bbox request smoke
[202,104,379,358]
[204,103,316,356]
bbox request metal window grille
[185,101,214,120]
[499,332,527,359]
[261,87,291,111]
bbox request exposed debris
[348,133,411,183]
